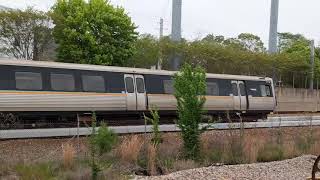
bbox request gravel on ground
[137,155,318,180]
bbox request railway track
[1,115,319,139]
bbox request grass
[15,162,57,180]
[62,143,76,170]
[257,143,284,162]
[116,135,144,165]
[147,143,157,176]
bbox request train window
[266,85,272,97]
[125,77,134,93]
[232,83,238,96]
[82,75,105,92]
[260,85,267,97]
[239,83,246,96]
[260,84,272,97]
[206,82,219,96]
[136,78,145,93]
[51,73,75,91]
[163,80,174,94]
[15,72,42,90]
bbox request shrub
[62,143,76,170]
[173,64,207,160]
[257,143,284,162]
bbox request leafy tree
[173,64,206,160]
[129,34,159,68]
[201,34,225,44]
[222,37,245,50]
[278,32,309,52]
[51,0,137,66]
[237,33,266,52]
[131,32,318,88]
[0,8,52,60]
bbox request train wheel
[0,113,17,129]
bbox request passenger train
[0,58,276,128]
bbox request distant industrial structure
[268,0,279,54]
[170,0,182,70]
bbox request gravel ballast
[137,155,318,180]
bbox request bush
[257,144,284,162]
[173,64,207,160]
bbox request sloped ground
[137,155,318,180]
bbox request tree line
[0,0,318,88]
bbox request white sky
[1,0,320,46]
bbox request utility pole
[268,0,279,53]
[157,18,164,70]
[160,18,163,38]
[171,0,182,70]
[310,39,315,90]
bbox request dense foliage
[131,33,320,88]
[0,8,52,60]
[51,0,137,66]
[173,64,207,160]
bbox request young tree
[0,8,52,60]
[51,0,138,66]
[173,64,207,160]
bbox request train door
[134,75,147,111]
[124,74,147,111]
[231,80,247,111]
[124,74,136,111]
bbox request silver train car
[0,58,276,127]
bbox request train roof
[0,58,271,81]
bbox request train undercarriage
[0,110,269,130]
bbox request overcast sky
[1,0,319,46]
